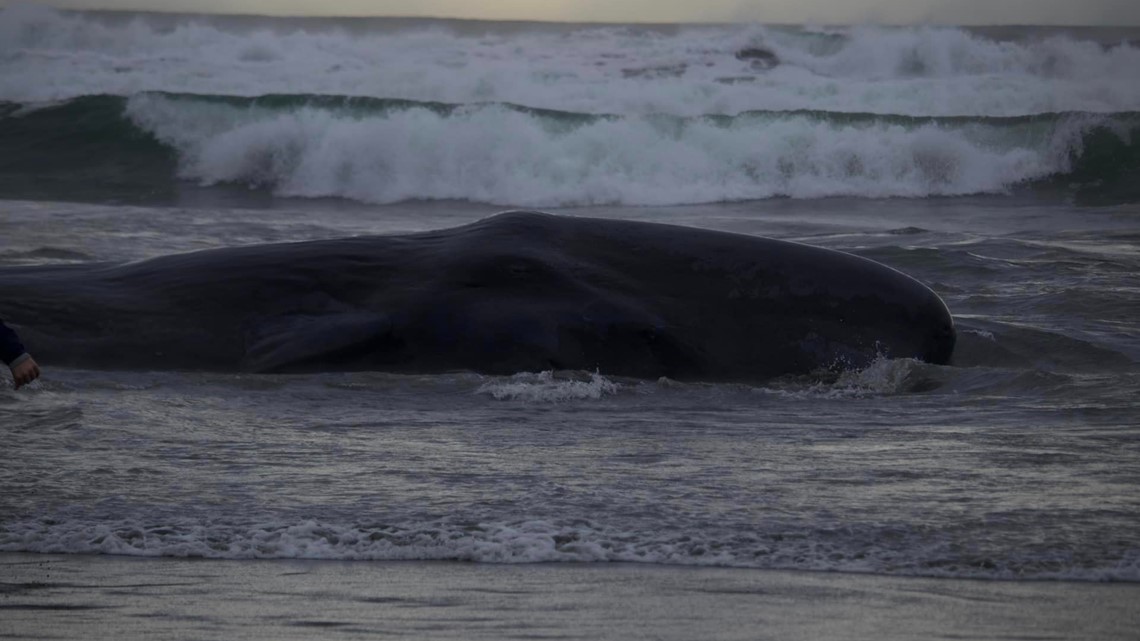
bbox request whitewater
[1,4,1139,206]
[4,4,1139,115]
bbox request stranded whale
[0,211,955,381]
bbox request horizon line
[15,6,1140,29]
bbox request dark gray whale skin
[0,211,955,381]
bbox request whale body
[0,211,955,381]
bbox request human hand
[11,357,40,389]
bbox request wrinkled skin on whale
[0,211,955,381]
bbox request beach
[1,6,1138,639]
[6,554,1140,640]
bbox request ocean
[1,5,1139,639]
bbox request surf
[2,92,1138,206]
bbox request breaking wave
[4,514,1137,581]
[2,93,1137,206]
[3,5,1139,117]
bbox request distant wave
[1,93,1137,206]
[2,4,1140,117]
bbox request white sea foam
[4,515,1137,581]
[757,356,942,399]
[2,5,1139,117]
[830,356,925,394]
[476,371,619,401]
[122,93,1100,206]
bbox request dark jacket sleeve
[0,317,29,366]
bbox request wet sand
[2,553,1138,640]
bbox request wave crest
[5,514,1137,581]
[2,6,1139,117]
[2,93,1137,206]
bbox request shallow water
[1,6,1138,597]
[2,196,1137,582]
[5,554,1140,641]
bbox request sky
[8,0,1140,25]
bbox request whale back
[0,211,955,380]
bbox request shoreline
[3,553,1139,640]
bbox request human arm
[1,318,40,389]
